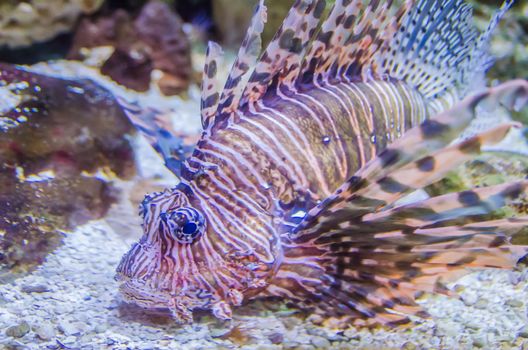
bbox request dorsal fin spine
[201,41,224,129]
[216,0,267,118]
[208,0,511,128]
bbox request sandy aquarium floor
[1,213,528,350]
[2,62,528,350]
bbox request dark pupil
[182,222,198,235]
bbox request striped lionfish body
[116,0,528,326]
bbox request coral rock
[68,1,192,95]
[0,63,135,275]
[0,0,104,48]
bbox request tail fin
[272,80,528,327]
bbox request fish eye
[160,207,205,244]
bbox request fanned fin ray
[364,181,528,227]
[206,0,510,128]
[460,0,514,95]
[378,0,478,100]
[295,80,528,233]
[275,81,528,326]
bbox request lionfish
[116,0,528,326]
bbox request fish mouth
[115,253,219,320]
[115,274,218,323]
[115,274,174,310]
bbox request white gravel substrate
[1,216,528,350]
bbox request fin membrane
[118,98,197,177]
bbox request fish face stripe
[196,183,274,255]
[189,180,272,258]
[187,156,268,220]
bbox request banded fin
[241,0,326,105]
[364,181,528,227]
[335,1,398,80]
[118,98,197,177]
[215,0,267,120]
[207,0,511,124]
[296,80,528,232]
[355,122,519,207]
[201,42,224,129]
[276,81,528,326]
[357,80,528,186]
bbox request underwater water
[1,0,528,349]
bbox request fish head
[115,187,216,322]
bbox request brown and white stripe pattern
[115,0,525,326]
[116,76,431,322]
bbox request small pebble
[474,298,488,309]
[463,293,477,306]
[311,336,331,349]
[282,340,301,349]
[465,321,481,331]
[5,321,30,338]
[402,341,417,350]
[209,327,232,338]
[282,317,302,330]
[21,283,50,293]
[506,299,524,308]
[436,322,459,338]
[294,345,315,350]
[267,332,283,344]
[33,322,55,340]
[34,321,55,340]
[343,329,360,340]
[58,320,82,336]
[63,335,78,345]
[472,334,488,348]
[3,340,27,350]
[454,284,465,293]
[518,326,528,338]
[94,323,107,334]
[256,346,281,350]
